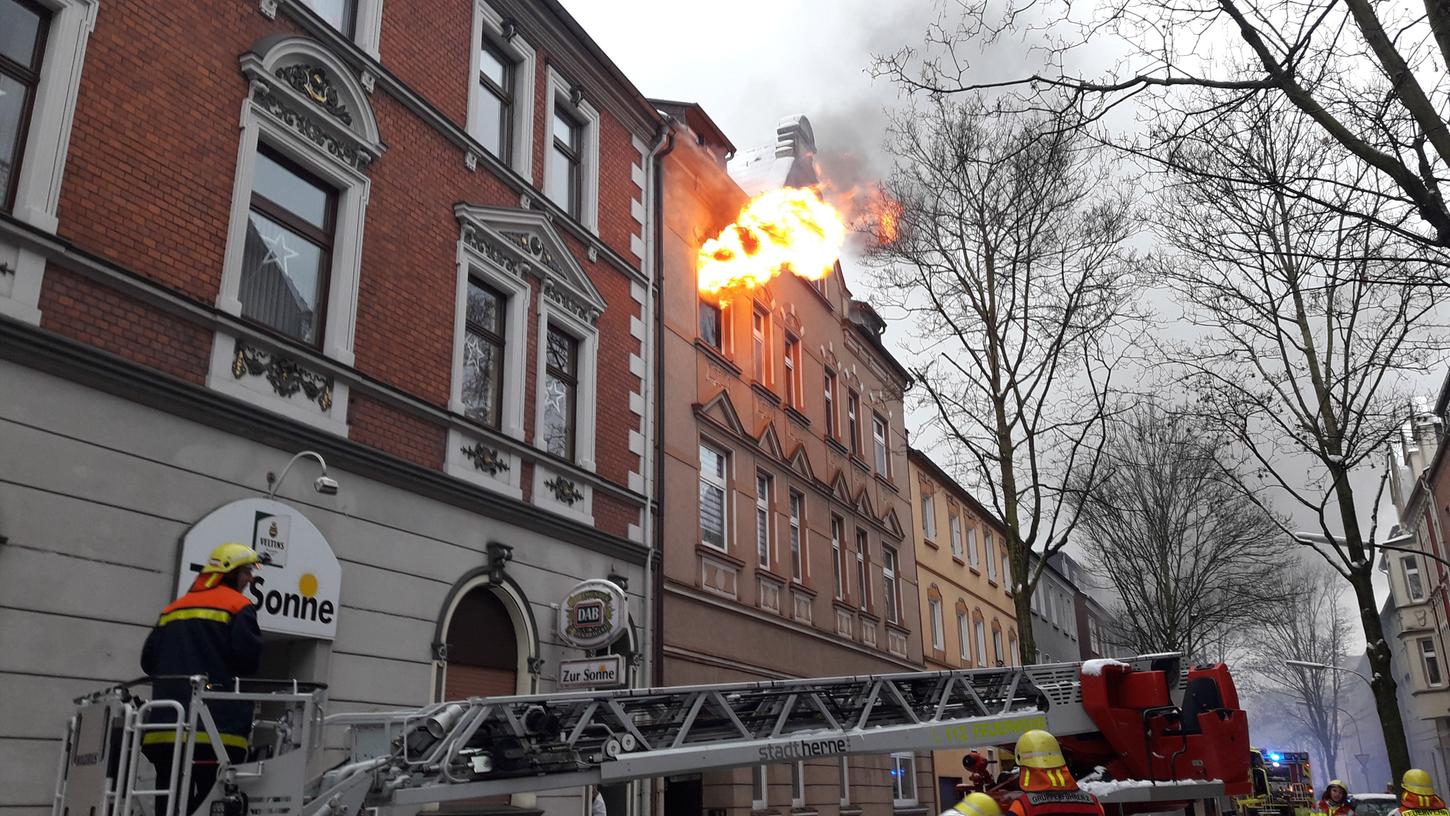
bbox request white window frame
[699,442,729,551]
[993,627,1004,665]
[872,414,889,474]
[1405,556,1427,602]
[784,333,802,408]
[986,533,997,580]
[967,527,980,567]
[975,618,987,665]
[543,67,600,232]
[949,514,963,558]
[957,610,969,660]
[752,764,768,810]
[791,761,806,808]
[838,757,850,807]
[466,0,536,177]
[883,546,900,624]
[1421,637,1444,687]
[824,369,837,438]
[1002,544,1013,591]
[929,597,944,651]
[756,471,773,569]
[921,493,937,540]
[0,0,97,324]
[789,489,806,582]
[855,531,869,612]
[532,308,600,471]
[891,752,917,806]
[209,38,383,435]
[294,0,385,57]
[831,516,844,599]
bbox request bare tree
[869,93,1141,663]
[874,0,1450,257]
[1246,567,1351,780]
[1067,405,1290,660]
[1152,95,1445,780]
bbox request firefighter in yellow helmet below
[1390,770,1449,816]
[1006,730,1105,816]
[140,543,265,815]
[944,792,1005,816]
[1314,779,1355,816]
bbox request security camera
[313,475,339,495]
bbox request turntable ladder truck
[50,653,1252,816]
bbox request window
[239,148,337,346]
[752,765,768,810]
[700,299,724,351]
[847,390,861,454]
[542,326,578,459]
[949,515,963,558]
[872,414,889,474]
[1030,584,1042,615]
[921,493,937,540]
[472,37,513,160]
[975,618,987,665]
[831,516,845,599]
[460,279,506,428]
[752,307,771,385]
[985,533,997,580]
[824,370,837,437]
[699,444,728,550]
[1009,634,1018,665]
[546,106,582,216]
[1405,556,1427,601]
[891,752,917,805]
[789,490,805,581]
[1047,590,1058,626]
[791,761,806,808]
[0,0,47,211]
[1421,637,1444,687]
[929,597,944,651]
[967,527,979,567]
[883,546,900,623]
[303,0,356,36]
[957,610,969,660]
[756,471,773,569]
[993,628,1004,665]
[838,757,850,807]
[1089,618,1103,655]
[1001,545,1013,591]
[856,530,870,611]
[784,335,802,408]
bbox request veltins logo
[252,511,290,568]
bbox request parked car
[1353,793,1399,816]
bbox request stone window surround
[544,66,600,233]
[0,0,98,325]
[531,282,600,473]
[207,37,382,436]
[267,0,384,60]
[465,0,536,179]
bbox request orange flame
[697,186,848,296]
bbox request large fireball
[697,186,848,297]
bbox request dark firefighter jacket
[140,578,262,749]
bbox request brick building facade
[0,2,662,814]
[654,109,931,816]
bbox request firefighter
[944,791,1005,816]
[1006,730,1105,816]
[1390,770,1449,816]
[140,542,264,815]
[1315,779,1355,816]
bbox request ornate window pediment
[454,204,607,325]
[239,36,383,172]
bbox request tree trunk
[1353,571,1411,781]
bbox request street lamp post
[1286,660,1374,691]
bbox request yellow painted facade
[907,448,1021,800]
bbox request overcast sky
[561,0,1413,653]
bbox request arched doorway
[442,587,519,699]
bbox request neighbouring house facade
[1048,552,1118,661]
[656,108,930,816]
[1384,390,1450,793]
[906,448,1019,808]
[0,2,662,815]
[1026,555,1080,665]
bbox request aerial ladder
[51,653,1252,816]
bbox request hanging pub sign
[178,498,342,640]
[557,579,628,649]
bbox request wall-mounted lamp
[267,450,339,498]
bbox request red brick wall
[593,491,638,539]
[39,266,212,385]
[38,0,650,514]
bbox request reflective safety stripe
[141,730,248,749]
[1022,770,1032,788]
[157,608,232,627]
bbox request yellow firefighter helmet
[1016,730,1066,769]
[951,792,1003,816]
[1404,769,1436,797]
